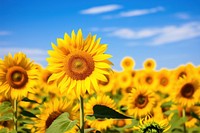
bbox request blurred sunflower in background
[128,86,156,118]
[47,29,112,97]
[172,75,200,107]
[120,56,135,71]
[0,52,39,100]
[35,98,78,133]
[84,94,116,131]
[143,58,157,70]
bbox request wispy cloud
[152,22,200,45]
[0,48,48,66]
[80,4,122,14]
[103,22,200,45]
[119,6,164,17]
[0,31,11,36]
[103,6,164,19]
[175,13,190,20]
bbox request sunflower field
[0,30,200,133]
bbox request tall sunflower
[120,56,135,71]
[47,29,112,97]
[143,58,157,70]
[35,98,78,133]
[172,75,200,107]
[84,94,116,131]
[128,86,156,118]
[0,52,39,100]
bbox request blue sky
[1,0,200,70]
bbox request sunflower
[127,86,156,118]
[156,68,174,94]
[117,70,132,90]
[35,98,78,133]
[172,75,200,107]
[143,58,157,70]
[120,56,135,71]
[135,115,170,133]
[138,69,158,91]
[0,52,39,100]
[172,63,196,80]
[47,29,112,97]
[84,94,116,131]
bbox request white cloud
[105,22,200,45]
[175,13,190,20]
[80,4,122,14]
[0,48,48,66]
[119,6,164,17]
[0,31,11,36]
[152,22,200,45]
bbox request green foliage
[0,101,13,122]
[46,112,78,133]
[21,97,38,103]
[88,104,132,119]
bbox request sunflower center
[124,60,130,66]
[64,51,94,80]
[160,77,168,86]
[178,72,187,79]
[136,95,148,109]
[147,62,152,67]
[146,76,153,84]
[6,66,28,89]
[46,111,61,129]
[181,83,195,98]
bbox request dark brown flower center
[181,83,195,98]
[160,77,168,86]
[146,76,153,84]
[64,51,94,80]
[6,66,28,89]
[178,71,187,79]
[135,95,148,109]
[46,111,61,129]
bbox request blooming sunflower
[135,115,170,133]
[0,52,39,100]
[120,56,135,71]
[172,63,196,80]
[143,58,157,70]
[47,29,112,97]
[117,70,132,90]
[138,69,158,91]
[35,98,78,133]
[156,68,174,94]
[128,86,156,118]
[84,94,116,131]
[172,75,200,107]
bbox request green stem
[13,99,18,132]
[182,108,187,133]
[80,96,84,133]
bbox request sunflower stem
[13,99,18,132]
[80,96,84,133]
[182,108,187,133]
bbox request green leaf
[0,112,13,121]
[20,110,37,118]
[190,111,200,121]
[46,112,78,133]
[0,101,12,114]
[22,97,38,103]
[0,128,8,133]
[88,105,132,119]
[161,101,173,108]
